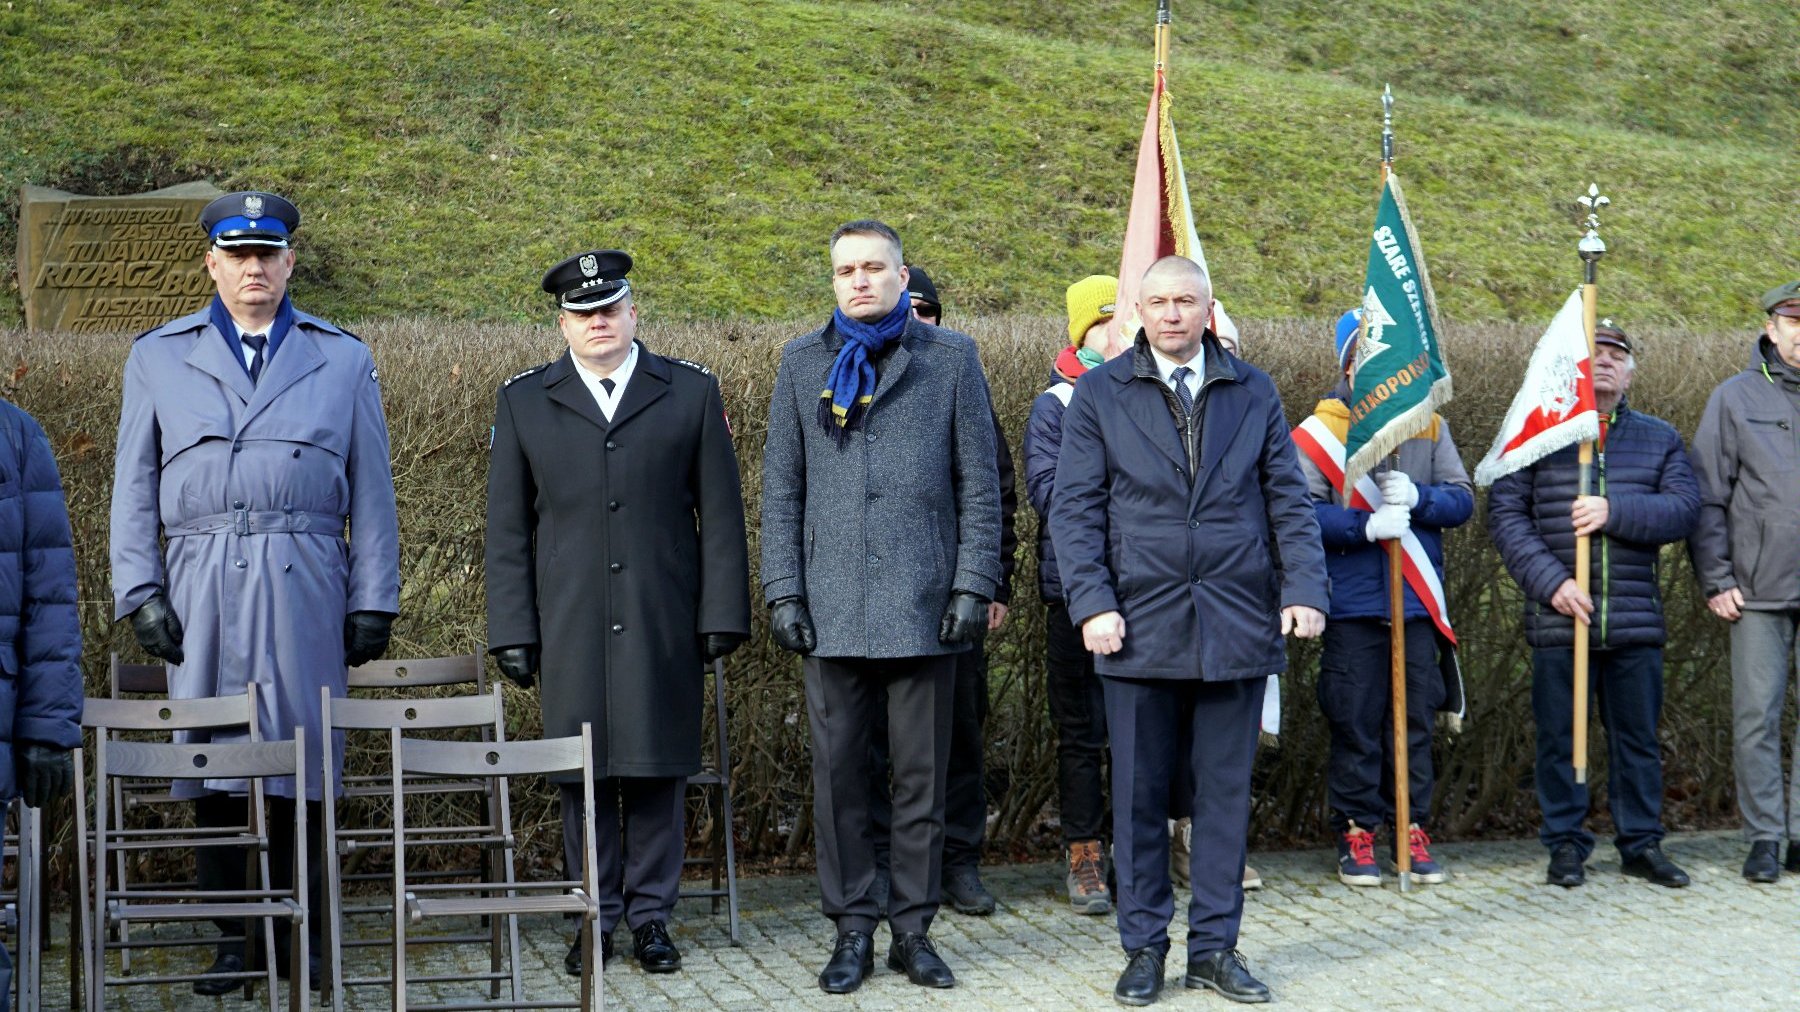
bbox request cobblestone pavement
[46,829,1799,1010]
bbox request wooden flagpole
[1573,184,1610,785]
[1378,84,1413,892]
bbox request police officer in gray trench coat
[485,250,750,976]
[109,191,400,989]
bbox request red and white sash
[1292,416,1457,646]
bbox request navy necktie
[600,377,616,395]
[1171,365,1195,418]
[243,333,268,384]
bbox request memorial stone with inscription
[17,181,223,333]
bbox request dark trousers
[1317,618,1444,834]
[195,792,322,963]
[869,646,987,872]
[1046,601,1109,843]
[1532,645,1666,859]
[558,776,686,938]
[1104,674,1263,960]
[805,654,954,936]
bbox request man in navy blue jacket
[1488,322,1700,889]
[1051,257,1327,1006]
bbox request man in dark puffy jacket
[1688,279,1800,883]
[0,397,81,1007]
[1488,322,1699,889]
[1296,310,1472,889]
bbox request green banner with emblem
[1342,171,1453,492]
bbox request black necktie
[244,333,268,384]
[1171,366,1195,418]
[600,377,616,395]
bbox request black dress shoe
[1743,840,1780,883]
[1113,947,1165,1007]
[887,932,955,988]
[1621,844,1689,888]
[192,953,246,997]
[565,930,615,976]
[632,921,681,973]
[818,930,874,994]
[1184,949,1271,1004]
[1547,842,1585,887]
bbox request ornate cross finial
[1577,182,1610,260]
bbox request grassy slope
[1,0,1795,326]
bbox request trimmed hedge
[2,312,1770,877]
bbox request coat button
[233,500,245,510]
[1188,520,1199,528]
[235,559,248,569]
[232,442,243,453]
[611,624,624,635]
[606,440,618,450]
[1191,575,1202,584]
[292,449,301,458]
[608,500,621,511]
[866,433,877,442]
[609,562,622,573]
[868,554,879,564]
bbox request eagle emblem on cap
[243,194,264,219]
[579,254,599,278]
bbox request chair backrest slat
[348,653,482,689]
[81,693,255,733]
[397,734,584,779]
[326,689,502,731]
[104,739,298,781]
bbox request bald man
[1050,257,1326,1005]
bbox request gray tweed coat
[760,316,1001,659]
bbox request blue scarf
[209,294,295,379]
[818,295,911,445]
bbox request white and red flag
[1109,66,1232,353]
[1473,288,1599,485]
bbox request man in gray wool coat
[760,219,1001,995]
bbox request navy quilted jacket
[1487,401,1699,649]
[0,399,82,799]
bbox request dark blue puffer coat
[1487,401,1699,649]
[0,398,82,800]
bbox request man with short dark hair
[1489,321,1699,890]
[1690,281,1800,882]
[762,221,1001,994]
[110,191,400,991]
[1052,255,1327,1006]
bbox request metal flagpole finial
[1577,182,1610,262]
[1157,0,1171,24]
[1381,84,1394,165]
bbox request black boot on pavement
[1113,947,1165,1007]
[192,953,246,997]
[887,932,955,988]
[1621,843,1689,888]
[1184,949,1272,1004]
[1743,840,1780,883]
[1547,842,1585,887]
[942,865,996,915]
[817,930,874,994]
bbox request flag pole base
[1398,871,1413,894]
[1575,767,1587,785]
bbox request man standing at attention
[1051,256,1327,1006]
[761,220,1001,994]
[110,191,400,991]
[485,249,750,974]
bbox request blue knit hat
[1333,309,1362,371]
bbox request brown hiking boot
[1066,839,1112,914]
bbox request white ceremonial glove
[1378,469,1420,510]
[1364,503,1412,542]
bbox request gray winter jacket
[1689,335,1800,610]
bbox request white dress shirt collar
[572,341,639,421]
[1149,342,1205,394]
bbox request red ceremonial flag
[1473,287,1600,485]
[1109,67,1229,355]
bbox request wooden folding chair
[320,685,518,1011]
[392,726,602,1012]
[87,723,310,1012]
[71,688,260,1010]
[678,657,742,944]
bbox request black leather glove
[492,645,540,689]
[344,611,394,668]
[939,591,991,645]
[768,597,816,655]
[17,742,72,808]
[702,632,747,662]
[129,592,184,665]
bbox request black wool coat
[485,342,750,780]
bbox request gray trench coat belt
[163,508,348,540]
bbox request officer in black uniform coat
[484,250,751,976]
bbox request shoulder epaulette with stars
[667,357,714,377]
[504,363,550,387]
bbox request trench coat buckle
[233,506,251,536]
